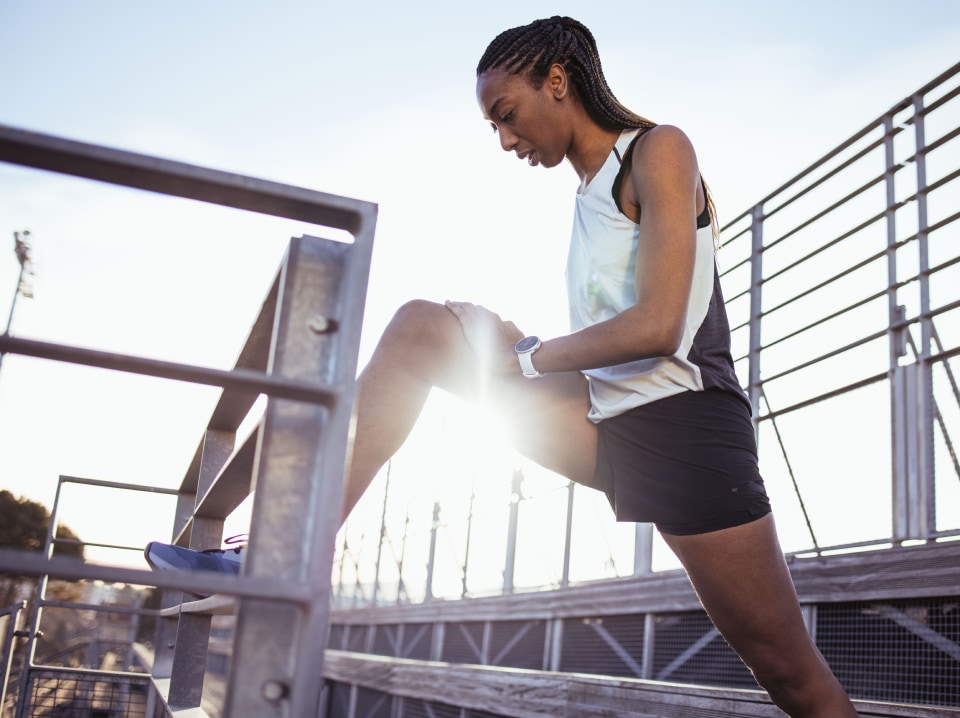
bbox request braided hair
[476,16,655,132]
[477,16,720,241]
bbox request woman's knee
[375,300,474,389]
[382,300,460,351]
[738,634,841,713]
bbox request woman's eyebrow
[485,96,506,120]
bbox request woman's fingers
[444,301,519,372]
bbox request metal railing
[0,123,378,717]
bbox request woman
[345,16,859,717]
[147,15,858,716]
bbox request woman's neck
[567,126,623,185]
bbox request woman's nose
[498,128,517,152]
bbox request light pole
[0,230,34,372]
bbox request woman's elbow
[646,323,684,357]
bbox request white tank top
[566,129,746,422]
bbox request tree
[0,490,84,607]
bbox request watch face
[515,335,540,353]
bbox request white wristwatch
[514,336,545,378]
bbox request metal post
[151,491,195,683]
[886,112,912,543]
[14,475,61,718]
[372,463,392,605]
[168,429,232,708]
[633,523,653,576]
[503,470,523,594]
[425,501,441,601]
[0,600,26,711]
[546,618,563,672]
[221,229,374,718]
[641,613,656,679]
[747,205,764,433]
[461,482,476,598]
[560,481,575,588]
[912,92,936,539]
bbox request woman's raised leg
[661,515,858,717]
[342,299,598,522]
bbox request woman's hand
[445,301,523,375]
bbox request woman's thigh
[486,369,599,488]
[660,515,821,674]
[387,299,599,488]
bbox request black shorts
[593,388,771,536]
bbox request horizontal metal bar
[760,328,887,386]
[752,259,960,373]
[717,252,751,282]
[921,80,960,116]
[0,334,337,405]
[57,474,180,495]
[764,174,888,253]
[0,124,377,236]
[0,600,26,619]
[51,538,149,553]
[719,61,960,232]
[39,598,160,616]
[0,547,314,603]
[763,133,897,228]
[764,209,887,287]
[790,530,960,558]
[750,287,888,360]
[24,665,153,682]
[760,242,888,324]
[900,166,960,205]
[903,123,960,164]
[758,371,888,422]
[925,208,960,236]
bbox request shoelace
[201,533,248,555]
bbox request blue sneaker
[144,536,246,575]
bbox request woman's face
[476,67,571,169]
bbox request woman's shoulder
[621,124,702,213]
[632,124,697,163]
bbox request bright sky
[1,0,959,571]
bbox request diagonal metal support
[455,624,483,664]
[656,626,721,682]
[491,621,537,666]
[589,620,644,678]
[873,604,960,662]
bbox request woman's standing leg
[661,515,859,717]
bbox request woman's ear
[548,63,569,100]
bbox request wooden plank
[160,595,236,617]
[323,650,960,718]
[331,541,960,625]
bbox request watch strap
[517,348,543,378]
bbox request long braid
[477,16,720,241]
[476,16,655,132]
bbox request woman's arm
[536,125,704,373]
[447,125,705,377]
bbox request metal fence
[0,124,378,718]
